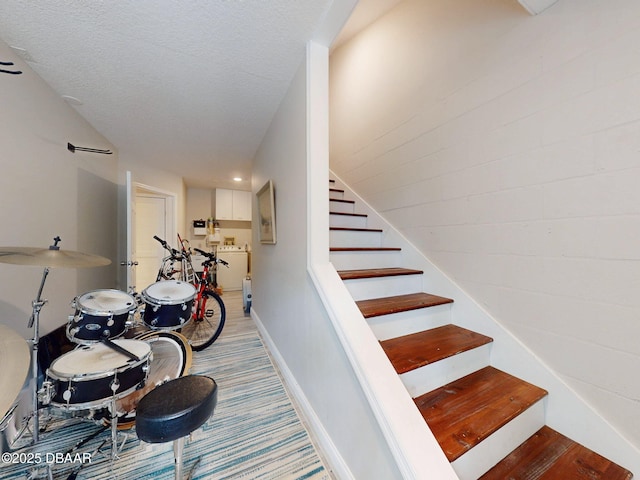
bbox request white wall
[251,48,402,479]
[0,39,118,339]
[330,0,640,450]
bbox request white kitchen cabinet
[215,189,251,221]
[232,190,251,221]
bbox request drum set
[0,238,197,472]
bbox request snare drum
[46,339,151,410]
[67,289,137,344]
[141,280,196,330]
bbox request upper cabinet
[215,189,252,221]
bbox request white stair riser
[329,200,355,214]
[344,274,423,301]
[329,190,344,200]
[401,344,492,398]
[329,214,368,229]
[452,399,546,480]
[330,229,382,248]
[330,251,402,270]
[368,303,452,341]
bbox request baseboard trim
[250,308,354,480]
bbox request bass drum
[112,330,192,429]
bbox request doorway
[124,179,176,294]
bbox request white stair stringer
[327,170,640,475]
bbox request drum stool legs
[135,375,218,479]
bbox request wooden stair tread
[479,425,633,480]
[330,211,368,217]
[380,324,493,374]
[414,366,548,462]
[356,292,453,318]
[330,247,401,252]
[338,267,423,281]
[330,226,383,232]
[329,198,355,204]
[329,187,344,193]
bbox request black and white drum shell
[46,340,151,411]
[67,289,137,344]
[113,330,193,428]
[141,280,196,330]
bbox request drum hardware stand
[26,465,53,480]
[27,263,52,444]
[26,237,66,444]
[66,439,107,480]
[108,376,129,463]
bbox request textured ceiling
[4,0,535,189]
[0,1,342,189]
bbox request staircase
[328,179,633,480]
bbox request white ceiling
[0,0,402,190]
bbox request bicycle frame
[192,259,213,322]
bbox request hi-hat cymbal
[0,246,111,268]
[0,324,30,419]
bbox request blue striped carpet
[1,294,330,479]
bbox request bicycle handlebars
[153,235,180,257]
[194,247,228,267]
[154,236,228,267]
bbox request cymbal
[0,324,30,420]
[0,246,111,268]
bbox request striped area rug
[1,294,330,479]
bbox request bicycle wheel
[180,290,225,351]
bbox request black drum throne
[135,375,218,479]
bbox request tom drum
[141,280,196,330]
[67,289,137,344]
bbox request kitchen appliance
[216,245,248,291]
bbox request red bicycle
[153,236,227,351]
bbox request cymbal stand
[27,265,50,444]
[27,237,63,444]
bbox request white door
[122,174,177,294]
[135,195,168,291]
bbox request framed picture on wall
[257,180,276,244]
